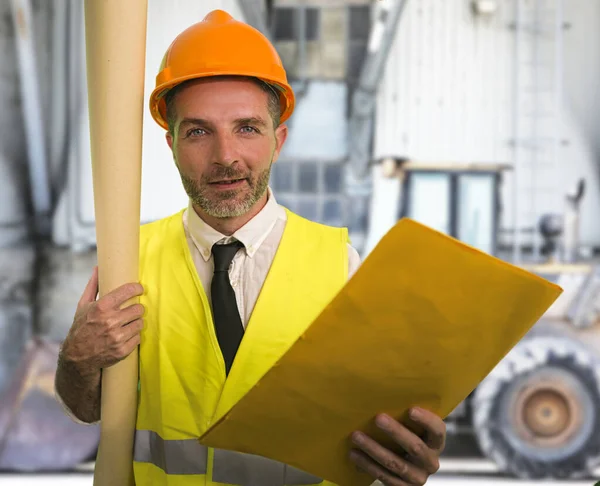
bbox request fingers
[108,303,145,329]
[116,327,142,360]
[375,414,440,475]
[77,265,144,313]
[105,309,144,357]
[350,431,427,485]
[97,282,144,311]
[408,407,446,451]
[121,318,144,341]
[77,266,99,308]
[350,450,410,486]
[103,331,141,366]
[102,318,143,364]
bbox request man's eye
[240,126,258,134]
[187,128,206,137]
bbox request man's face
[166,78,288,219]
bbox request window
[297,200,319,221]
[348,43,368,81]
[272,7,320,42]
[401,171,499,255]
[272,162,294,192]
[349,6,371,41]
[457,175,496,254]
[405,173,452,235]
[270,160,347,227]
[324,199,343,226]
[347,5,371,82]
[324,164,343,192]
[298,163,318,192]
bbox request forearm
[55,351,102,424]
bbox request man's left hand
[349,407,446,485]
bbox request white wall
[561,0,600,248]
[374,0,515,163]
[372,0,600,249]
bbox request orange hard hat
[149,9,295,130]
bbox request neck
[192,192,268,236]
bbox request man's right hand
[60,266,145,376]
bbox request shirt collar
[186,187,282,262]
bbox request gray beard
[180,165,271,219]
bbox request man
[55,9,446,486]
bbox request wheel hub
[523,389,569,437]
[513,379,583,447]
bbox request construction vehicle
[370,157,600,479]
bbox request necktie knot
[211,241,244,272]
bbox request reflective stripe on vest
[212,448,323,485]
[133,430,322,485]
[133,429,207,475]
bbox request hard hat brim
[149,73,295,131]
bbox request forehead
[172,78,270,118]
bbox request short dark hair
[164,76,281,134]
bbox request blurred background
[1,0,600,484]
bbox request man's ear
[166,131,174,150]
[271,124,288,164]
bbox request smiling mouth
[209,178,246,185]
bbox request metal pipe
[512,0,522,263]
[531,0,540,262]
[0,1,29,248]
[348,0,409,179]
[297,5,307,83]
[49,0,70,207]
[563,179,584,263]
[0,155,29,248]
[237,0,271,38]
[10,0,52,236]
[554,0,564,255]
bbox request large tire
[472,336,600,479]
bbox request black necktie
[211,241,245,375]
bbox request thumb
[77,266,99,308]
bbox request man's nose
[212,131,238,167]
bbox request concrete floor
[1,460,599,486]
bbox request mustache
[202,166,250,182]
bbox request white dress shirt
[184,187,361,327]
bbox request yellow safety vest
[133,208,348,485]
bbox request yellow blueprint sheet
[200,218,563,486]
